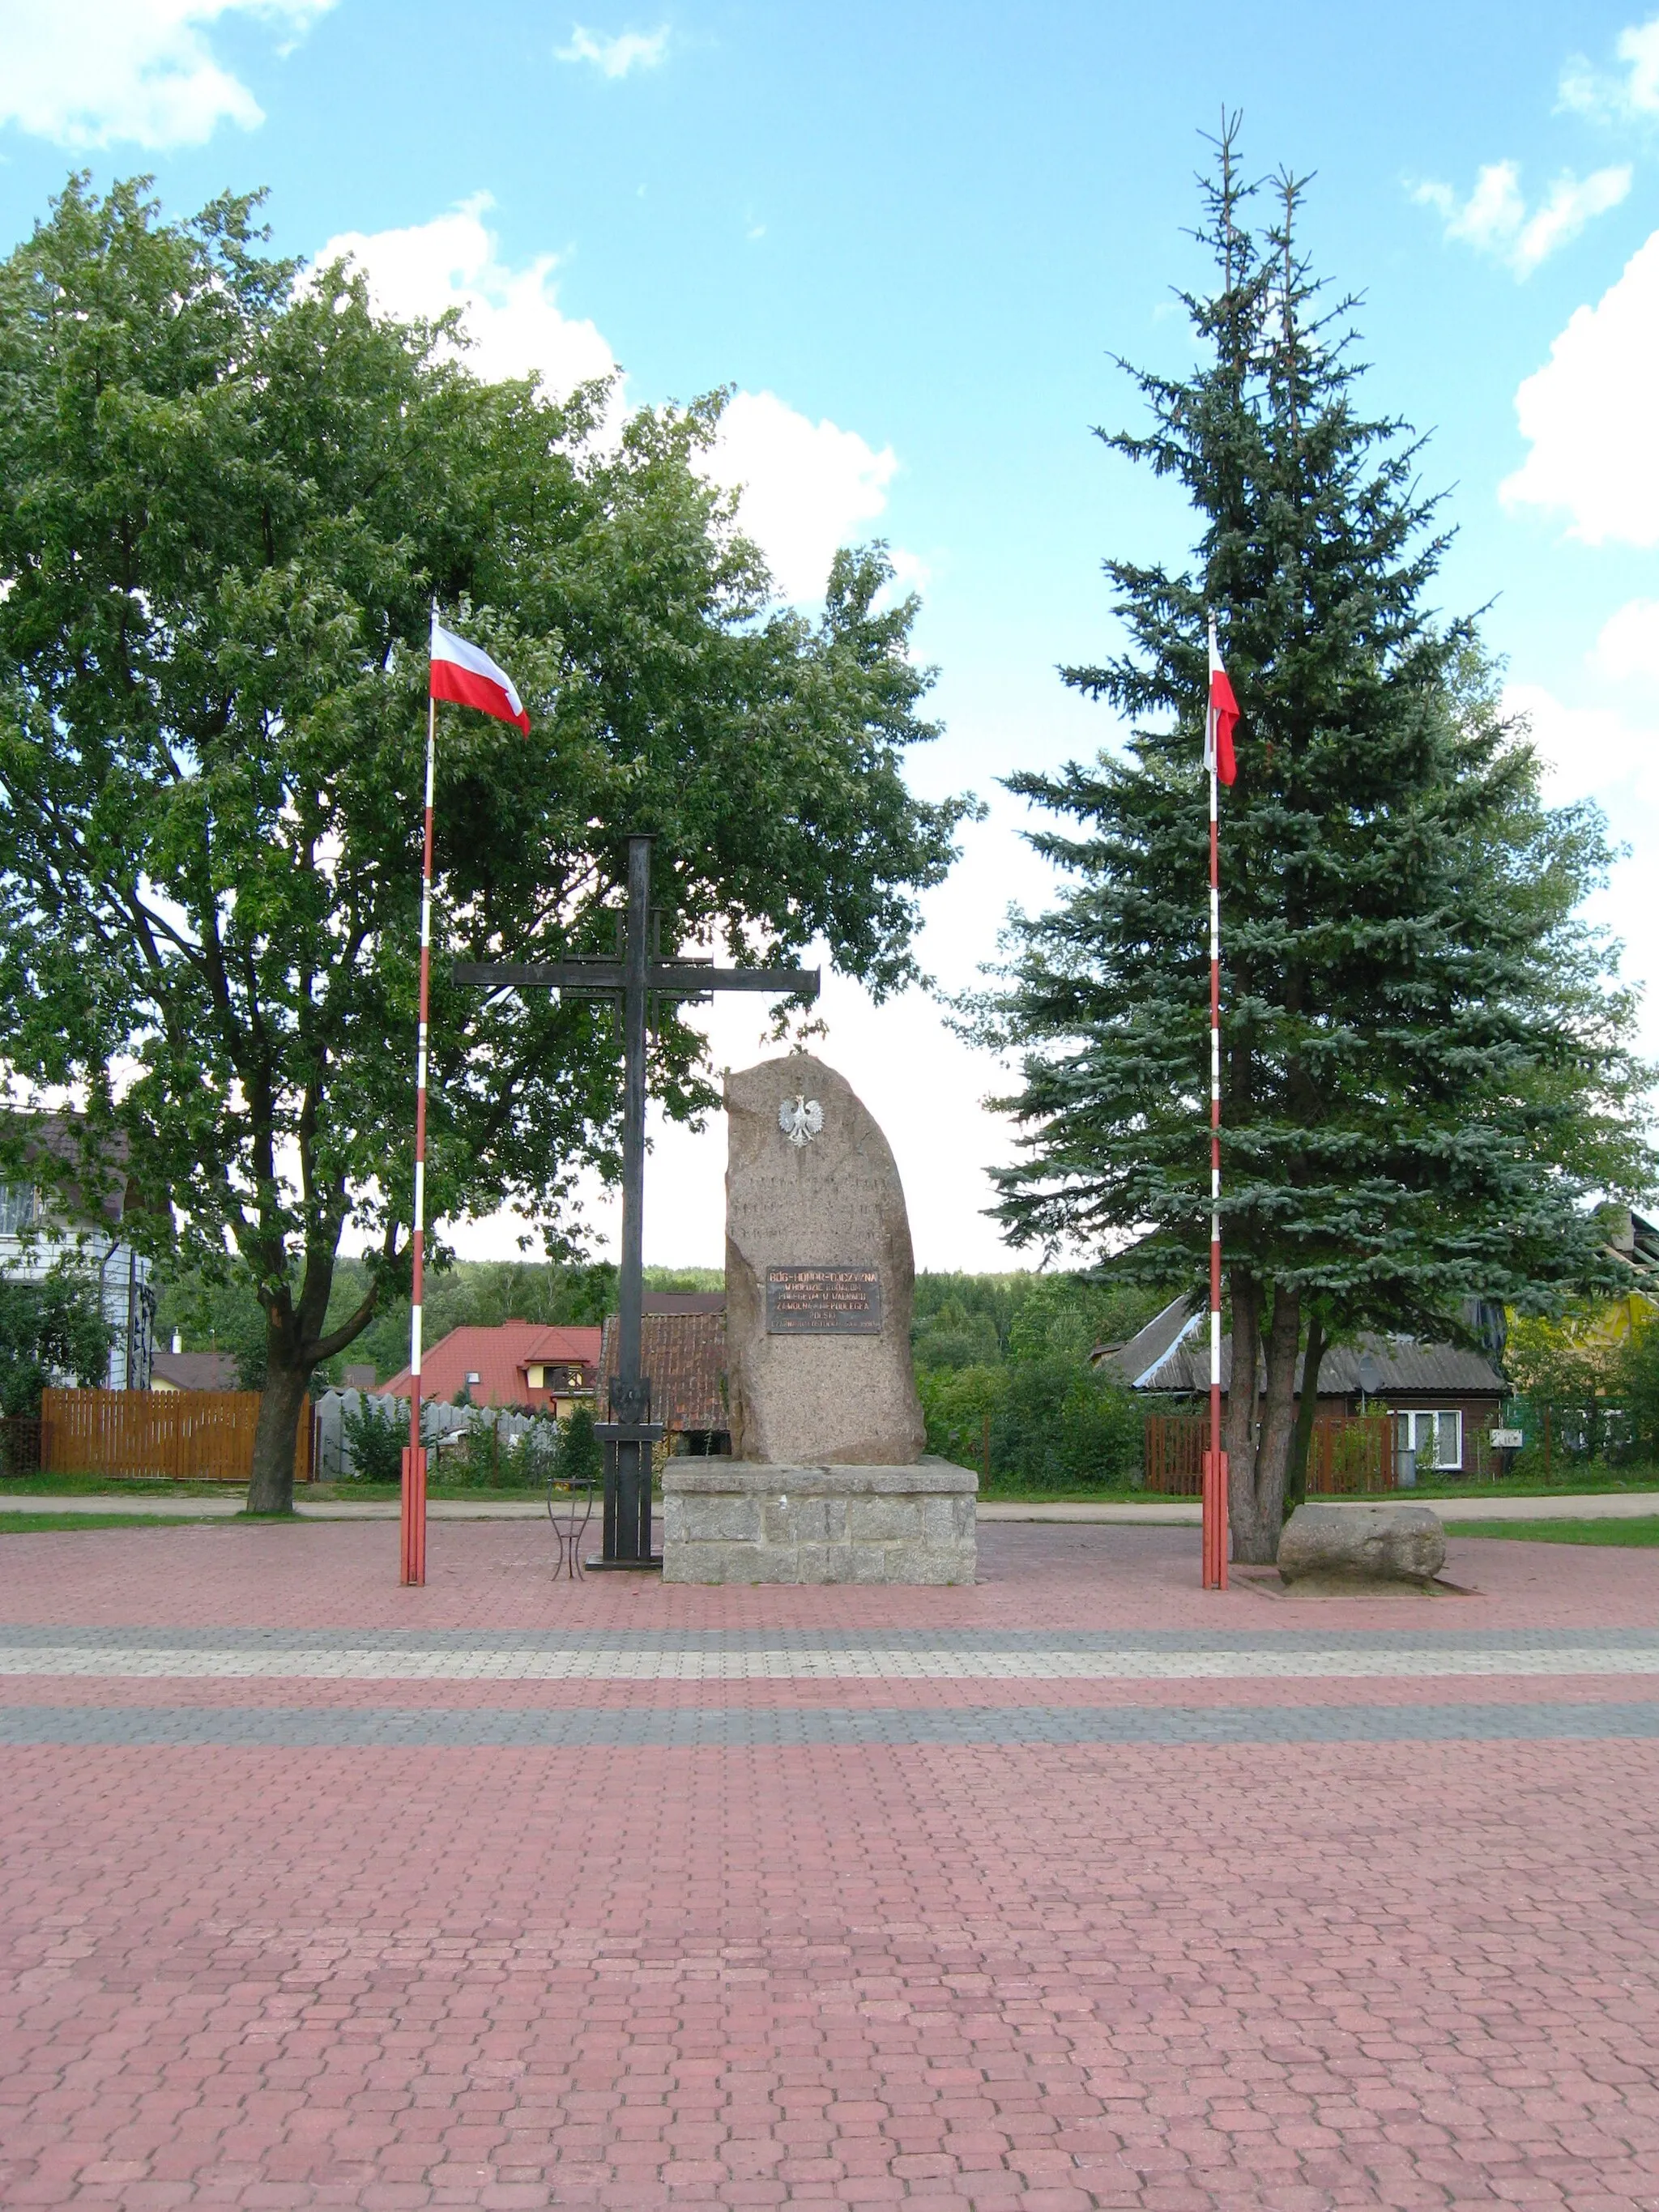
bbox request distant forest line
[154,1257,1171,1490]
[156,1257,1172,1391]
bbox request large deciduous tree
[971,132,1653,1562]
[0,178,972,1509]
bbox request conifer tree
[973,126,1653,1561]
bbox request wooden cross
[455,833,817,1566]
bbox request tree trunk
[1245,1285,1303,1559]
[1285,1311,1327,1512]
[241,1230,390,1512]
[1224,1270,1260,1550]
[1227,1277,1302,1565]
[247,1345,310,1513]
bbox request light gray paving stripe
[6,1625,1659,1655]
[6,1642,1659,1681]
[2,1702,1659,1748]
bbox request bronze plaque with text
[764,1265,883,1335]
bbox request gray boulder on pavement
[1277,1502,1447,1585]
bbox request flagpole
[401,686,435,1588]
[1205,616,1229,1591]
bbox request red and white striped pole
[1203,612,1230,1592]
[400,688,435,1588]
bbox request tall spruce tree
[972,130,1653,1561]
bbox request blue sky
[4,2,1657,1268]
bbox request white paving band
[2,1644,1658,1681]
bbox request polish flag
[429,616,531,734]
[1205,615,1239,787]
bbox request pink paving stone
[2,1524,1659,2207]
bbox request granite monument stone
[723,1053,927,1466]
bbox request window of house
[1395,1409,1462,1472]
[0,1184,38,1234]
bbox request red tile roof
[599,1310,727,1433]
[378,1323,601,1412]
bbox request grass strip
[1452,1517,1659,1546]
[0,1511,228,1534]
[976,1478,1659,1504]
[0,1474,247,1498]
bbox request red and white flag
[429,616,531,734]
[1205,615,1239,787]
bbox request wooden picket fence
[39,1388,316,1484]
[1143,1409,1397,1496]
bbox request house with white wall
[0,1121,155,1390]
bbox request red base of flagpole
[400,1446,427,1587]
[1202,1450,1229,1590]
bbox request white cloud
[1503,671,1659,1059]
[555,24,669,78]
[885,547,933,595]
[1589,597,1659,683]
[1560,15,1659,118]
[705,390,898,603]
[313,200,619,399]
[1412,160,1630,276]
[0,0,332,149]
[312,207,903,606]
[1501,229,1659,543]
[1506,679,1659,806]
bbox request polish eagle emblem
[778,1093,823,1148]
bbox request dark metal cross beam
[455,833,817,1567]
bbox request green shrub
[554,1405,602,1490]
[919,1364,1004,1468]
[0,1270,114,1414]
[918,1349,1141,1487]
[339,1395,407,1483]
[997,1353,1141,1486]
[1618,1319,1659,1465]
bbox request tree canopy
[969,131,1654,1558]
[0,176,972,1503]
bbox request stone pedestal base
[661,1461,978,1585]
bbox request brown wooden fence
[1144,1413,1206,1495]
[1144,1410,1397,1496]
[39,1389,316,1483]
[1306,1412,1395,1493]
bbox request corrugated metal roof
[1094,1298,1204,1387]
[1132,1326,1505,1398]
[1314,1340,1508,1394]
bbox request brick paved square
[2,1520,1659,2209]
